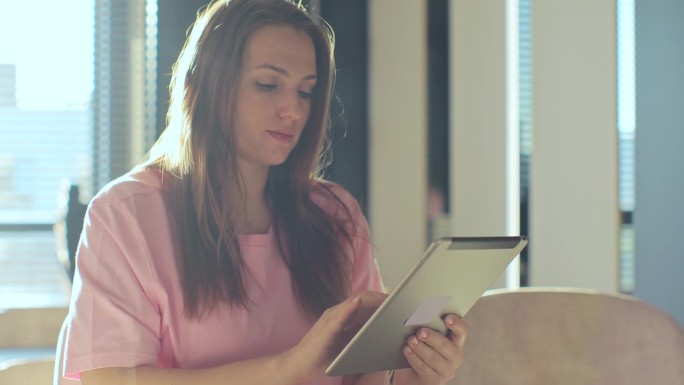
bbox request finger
[403,343,442,384]
[346,292,387,328]
[444,314,468,347]
[323,297,362,332]
[415,328,455,362]
[356,291,388,307]
[406,335,454,379]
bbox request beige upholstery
[0,307,68,349]
[0,307,67,385]
[450,288,684,385]
[0,357,55,385]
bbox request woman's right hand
[287,291,388,382]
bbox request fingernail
[404,346,412,355]
[420,330,428,339]
[410,336,419,346]
[447,316,456,325]
[351,297,360,303]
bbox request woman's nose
[277,92,304,122]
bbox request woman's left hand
[393,314,468,385]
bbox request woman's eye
[298,90,313,100]
[256,82,276,91]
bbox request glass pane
[617,0,635,293]
[0,0,94,224]
[0,231,70,308]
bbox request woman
[62,1,467,384]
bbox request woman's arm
[81,350,302,385]
[81,292,389,385]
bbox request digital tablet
[325,236,528,376]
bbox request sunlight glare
[0,0,94,110]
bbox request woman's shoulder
[309,180,364,220]
[89,167,168,210]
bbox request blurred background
[0,0,681,334]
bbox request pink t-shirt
[63,168,383,384]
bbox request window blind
[518,0,532,286]
[0,0,97,308]
[519,0,532,203]
[617,0,635,293]
[94,0,157,192]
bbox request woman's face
[233,25,317,170]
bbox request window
[617,0,635,293]
[519,0,532,286]
[0,2,95,223]
[0,0,158,309]
[518,0,634,291]
[0,0,95,308]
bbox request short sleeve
[348,202,385,296]
[326,187,385,296]
[64,195,161,379]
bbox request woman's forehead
[242,25,317,78]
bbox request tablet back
[325,236,528,376]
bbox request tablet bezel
[325,236,528,376]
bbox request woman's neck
[230,161,271,234]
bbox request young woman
[62,1,467,384]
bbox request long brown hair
[139,0,355,319]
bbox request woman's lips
[267,130,294,143]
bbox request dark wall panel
[156,0,208,137]
[320,0,369,213]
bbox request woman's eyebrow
[255,63,317,81]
